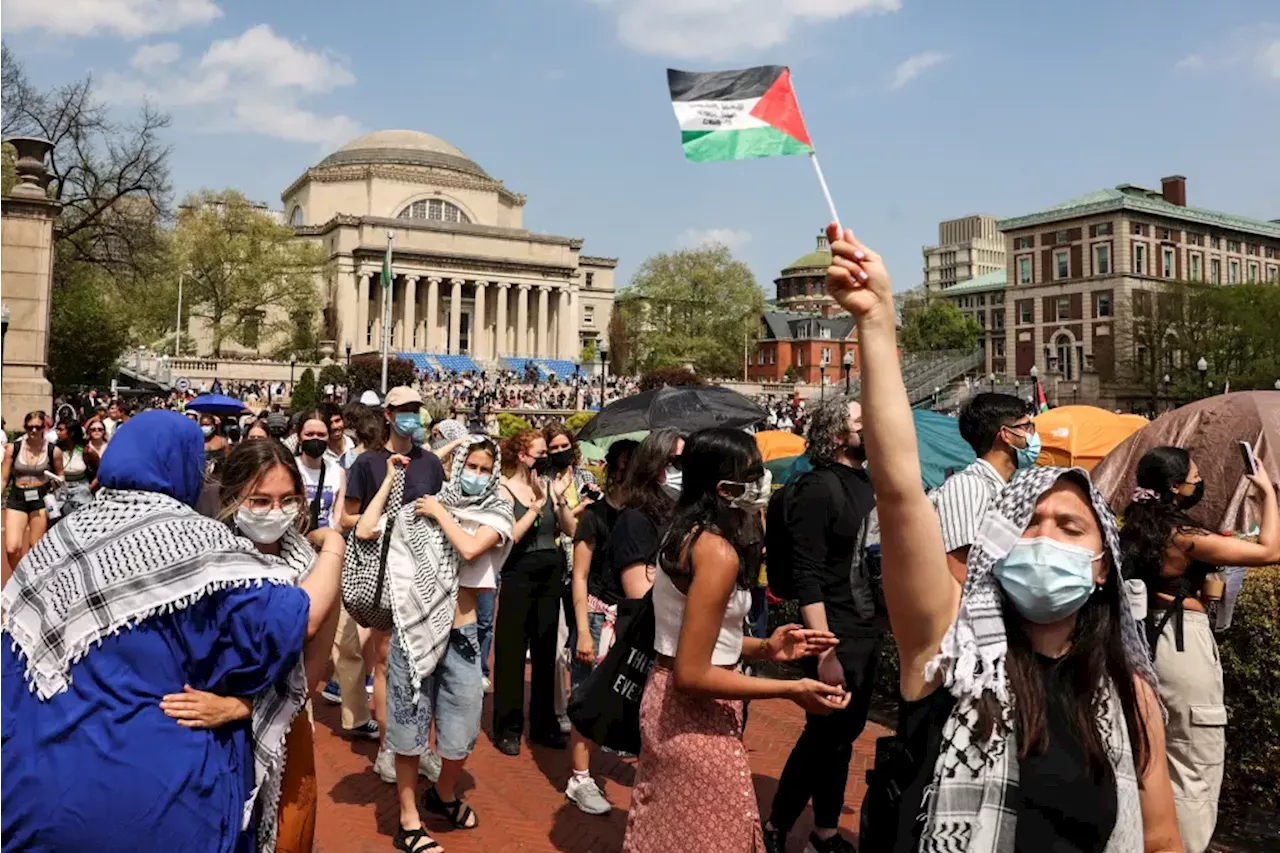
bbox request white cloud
[889,51,949,89]
[102,24,360,146]
[130,42,182,70]
[677,227,753,252]
[592,0,900,60]
[1176,26,1280,82]
[1175,54,1206,70]
[1,0,220,38]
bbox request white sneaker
[565,774,612,816]
[374,748,396,784]
[419,750,441,783]
[558,714,572,735]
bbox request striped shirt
[928,458,1007,554]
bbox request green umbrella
[579,430,650,462]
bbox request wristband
[320,548,344,557]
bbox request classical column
[425,277,441,351]
[536,286,550,358]
[449,278,464,355]
[559,288,575,360]
[495,282,510,358]
[472,281,487,359]
[355,272,371,351]
[403,275,418,349]
[516,284,530,356]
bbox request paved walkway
[312,684,889,853]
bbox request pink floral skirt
[622,663,762,853]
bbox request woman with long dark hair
[292,410,347,532]
[1120,445,1279,852]
[53,419,92,517]
[606,428,683,600]
[824,223,1181,853]
[622,428,844,852]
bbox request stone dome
[317,129,488,178]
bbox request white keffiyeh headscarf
[918,466,1157,853]
[389,435,514,693]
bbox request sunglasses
[24,424,42,432]
[667,456,683,471]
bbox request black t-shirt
[605,508,661,596]
[576,501,622,605]
[345,445,444,511]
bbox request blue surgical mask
[994,536,1102,624]
[459,471,491,496]
[392,412,421,437]
[1015,431,1042,470]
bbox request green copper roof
[996,186,1280,239]
[780,248,832,273]
[938,269,1007,295]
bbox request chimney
[1161,175,1187,207]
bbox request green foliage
[900,297,982,353]
[496,412,532,438]
[173,189,325,356]
[48,264,132,389]
[290,368,318,413]
[580,339,598,364]
[346,354,415,397]
[783,366,797,381]
[617,244,764,377]
[424,403,454,424]
[317,364,347,394]
[564,411,595,434]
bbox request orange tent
[1033,406,1149,470]
[755,430,806,462]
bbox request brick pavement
[312,684,888,853]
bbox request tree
[638,366,704,392]
[564,411,595,433]
[48,266,131,389]
[290,368,319,413]
[174,189,325,356]
[317,364,347,396]
[899,297,982,353]
[606,309,629,376]
[580,339,598,364]
[346,354,415,397]
[616,244,764,377]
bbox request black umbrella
[575,385,768,441]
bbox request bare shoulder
[690,530,738,571]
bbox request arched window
[1054,333,1075,380]
[289,206,304,226]
[397,198,470,224]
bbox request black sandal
[423,786,479,829]
[393,826,442,852]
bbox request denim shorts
[569,610,606,692]
[385,621,483,761]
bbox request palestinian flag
[380,233,393,290]
[1034,377,1050,413]
[668,65,814,162]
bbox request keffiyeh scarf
[1,489,310,853]
[390,435,514,693]
[918,467,1158,853]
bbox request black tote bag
[567,592,656,755]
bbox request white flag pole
[808,150,841,229]
[380,230,394,395]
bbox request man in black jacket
[764,394,881,853]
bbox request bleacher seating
[502,357,549,379]
[537,359,579,378]
[395,352,435,377]
[433,354,481,374]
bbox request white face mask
[661,465,683,499]
[235,506,299,544]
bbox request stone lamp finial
[5,136,54,199]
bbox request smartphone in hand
[1239,441,1258,477]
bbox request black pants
[492,549,563,742]
[769,631,882,832]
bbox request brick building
[936,269,1007,376]
[923,214,1006,294]
[773,233,845,317]
[995,176,1280,408]
[747,311,857,385]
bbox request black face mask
[300,438,327,459]
[531,456,552,476]
[1176,480,1205,509]
[549,448,574,471]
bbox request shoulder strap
[309,461,327,530]
[7,438,20,487]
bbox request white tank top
[652,567,751,666]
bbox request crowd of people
[2,224,1276,853]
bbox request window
[757,350,765,365]
[796,350,804,367]
[1055,251,1069,280]
[585,272,595,288]
[288,206,304,227]
[977,312,987,328]
[1269,266,1278,283]
[821,347,831,365]
[978,295,986,306]
[1014,235,1033,250]
[1190,254,1202,281]
[1018,300,1033,324]
[397,198,470,223]
[1187,232,1203,246]
[1097,292,1112,317]
[1132,223,1147,236]
[1211,258,1221,284]
[994,310,1005,330]
[1210,236,1221,249]
[1229,260,1240,283]
[1267,247,1277,259]
[1094,244,1110,275]
[819,326,832,339]
[1160,228,1173,241]
[1228,240,1239,253]
[1018,256,1033,284]
[1248,263,1258,283]
[1247,243,1258,256]
[1095,222,1112,236]
[1134,243,1146,275]
[1163,247,1174,278]
[1055,229,1069,244]
[1133,291,1152,317]
[583,305,595,326]
[1056,295,1070,319]
[994,338,1006,357]
[243,311,264,348]
[769,350,776,364]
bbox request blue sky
[7,0,1279,294]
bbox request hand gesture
[415,495,445,520]
[824,223,893,323]
[553,467,574,498]
[1246,465,1274,495]
[575,631,596,665]
[763,623,839,662]
[160,685,253,729]
[384,453,410,480]
[817,648,845,688]
[789,678,851,715]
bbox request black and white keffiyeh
[1,489,311,853]
[389,435,513,693]
[918,466,1157,853]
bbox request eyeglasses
[24,424,42,432]
[1005,421,1037,435]
[241,496,304,513]
[88,426,105,433]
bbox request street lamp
[843,350,854,393]
[1,303,9,361]
[988,371,996,393]
[1163,374,1172,411]
[598,344,608,409]
[290,359,297,391]
[934,385,941,407]
[819,363,827,400]
[345,340,352,368]
[1197,356,1208,396]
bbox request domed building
[773,232,840,317]
[282,129,615,368]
